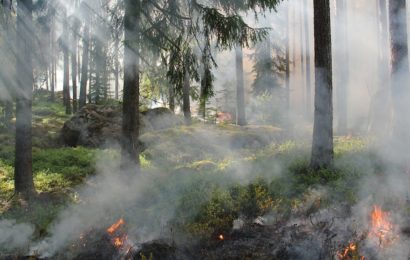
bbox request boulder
[61,105,182,147]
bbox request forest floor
[1,94,410,259]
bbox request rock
[61,105,182,147]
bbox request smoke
[0,220,34,252]
[2,0,410,258]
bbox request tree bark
[389,0,409,146]
[335,0,349,135]
[183,59,192,125]
[368,0,390,134]
[121,0,141,171]
[299,0,306,102]
[310,0,333,169]
[50,16,56,102]
[169,83,175,112]
[79,25,89,109]
[235,45,246,126]
[71,19,79,113]
[114,30,120,100]
[1,0,13,128]
[303,0,312,119]
[285,5,290,113]
[15,0,35,197]
[63,8,71,115]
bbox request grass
[0,97,386,246]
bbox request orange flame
[218,234,224,240]
[107,218,125,234]
[336,242,364,260]
[369,205,397,247]
[106,218,129,250]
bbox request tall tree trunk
[114,30,120,100]
[389,0,409,146]
[50,16,56,102]
[63,9,71,115]
[299,0,306,103]
[71,19,79,113]
[121,0,141,171]
[369,0,390,134]
[15,0,35,197]
[235,45,246,126]
[198,82,206,119]
[79,25,89,108]
[199,36,211,119]
[1,1,13,128]
[335,0,349,135]
[310,0,333,169]
[304,0,312,119]
[4,101,13,129]
[183,60,192,125]
[169,83,175,112]
[285,5,290,113]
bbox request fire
[106,218,129,250]
[336,242,365,260]
[368,205,398,247]
[218,234,224,240]
[107,218,125,234]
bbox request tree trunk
[299,0,306,103]
[310,0,333,169]
[235,45,246,126]
[1,1,13,128]
[15,0,35,197]
[335,0,349,135]
[199,83,206,119]
[79,25,89,109]
[304,0,312,119]
[63,9,71,115]
[369,0,390,134]
[4,101,13,129]
[114,31,120,100]
[389,0,409,146]
[50,15,56,102]
[121,0,141,171]
[169,83,175,112]
[183,60,191,125]
[285,5,290,113]
[72,19,79,113]
[50,17,55,102]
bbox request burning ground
[1,104,410,259]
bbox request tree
[183,55,192,124]
[49,10,56,102]
[303,0,312,119]
[62,7,71,115]
[1,0,14,129]
[198,30,213,119]
[389,0,409,147]
[335,0,349,135]
[71,16,80,113]
[121,0,141,171]
[15,0,35,197]
[79,24,90,109]
[71,14,80,113]
[235,45,247,126]
[285,4,290,113]
[310,0,333,169]
[368,0,390,134]
[79,1,91,108]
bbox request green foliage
[32,147,95,184]
[197,4,268,49]
[0,146,95,202]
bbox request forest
[0,0,410,259]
